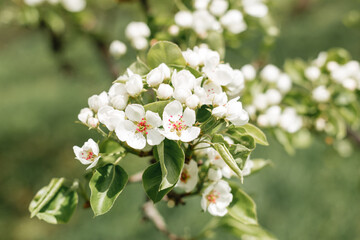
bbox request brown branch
[346,127,360,147]
[143,202,187,240]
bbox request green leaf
[154,140,185,190]
[273,129,295,155]
[128,58,150,75]
[228,144,252,168]
[29,178,78,224]
[239,123,269,146]
[89,164,128,216]
[100,140,124,154]
[212,143,243,180]
[250,158,272,174]
[228,187,258,225]
[196,105,212,123]
[142,162,175,203]
[212,134,230,148]
[147,41,186,69]
[144,100,170,116]
[221,217,277,240]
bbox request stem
[346,127,360,147]
[143,202,188,240]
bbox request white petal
[87,139,99,155]
[147,129,165,146]
[146,111,162,128]
[183,107,196,126]
[180,127,200,142]
[163,100,183,122]
[86,157,100,170]
[161,129,180,141]
[127,132,147,150]
[115,120,136,142]
[125,104,145,122]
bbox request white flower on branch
[161,101,200,142]
[115,104,164,150]
[201,180,233,216]
[175,11,193,28]
[78,108,93,125]
[156,84,174,100]
[109,40,127,58]
[126,74,144,97]
[98,106,125,132]
[73,139,100,170]
[220,10,247,34]
[146,63,170,87]
[61,0,86,12]
[88,91,109,112]
[176,160,199,193]
[312,85,330,103]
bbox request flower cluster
[125,22,151,50]
[242,64,303,134]
[70,41,269,219]
[23,0,86,12]
[173,0,271,38]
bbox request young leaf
[239,123,269,146]
[228,144,252,168]
[251,158,273,174]
[144,100,170,116]
[147,41,186,69]
[142,162,174,203]
[212,143,243,181]
[273,129,295,155]
[154,140,185,190]
[29,178,78,224]
[221,217,276,240]
[89,164,128,216]
[128,59,150,75]
[228,187,258,225]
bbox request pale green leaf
[144,100,170,116]
[89,164,128,216]
[212,143,243,181]
[228,187,258,225]
[147,41,186,69]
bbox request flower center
[168,115,187,136]
[136,118,151,135]
[206,190,219,204]
[180,169,190,183]
[81,151,95,161]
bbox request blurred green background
[1,0,360,239]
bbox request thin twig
[346,127,360,147]
[143,201,186,240]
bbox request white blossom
[171,70,196,90]
[73,139,100,170]
[194,0,210,10]
[182,49,201,68]
[78,108,93,125]
[192,10,219,37]
[265,89,282,105]
[98,106,125,131]
[126,74,143,97]
[209,0,229,16]
[125,22,151,40]
[241,64,256,81]
[175,11,193,27]
[109,40,127,58]
[147,63,170,87]
[243,0,268,18]
[277,73,292,93]
[225,97,249,126]
[279,107,303,133]
[108,83,129,110]
[61,0,86,12]
[24,0,45,6]
[161,101,200,142]
[88,91,109,112]
[260,64,280,83]
[177,160,199,193]
[115,104,164,149]
[220,10,247,34]
[132,37,148,50]
[201,180,233,216]
[156,84,173,100]
[208,168,222,182]
[253,93,268,111]
[305,66,321,81]
[186,94,200,109]
[312,85,330,102]
[168,25,180,36]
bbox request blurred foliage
[0,0,360,239]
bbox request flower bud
[208,168,222,181]
[173,88,192,103]
[182,49,201,68]
[260,64,280,83]
[265,89,282,105]
[277,73,292,93]
[175,11,193,27]
[131,37,148,50]
[125,22,150,40]
[147,68,164,87]
[88,91,109,112]
[305,66,321,81]
[186,94,200,109]
[213,92,228,106]
[241,64,256,81]
[109,40,127,58]
[312,86,330,102]
[212,106,227,118]
[126,74,143,97]
[87,117,99,128]
[157,84,174,99]
[209,0,229,16]
[61,0,86,12]
[253,93,268,111]
[78,108,93,124]
[220,10,247,34]
[168,25,180,36]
